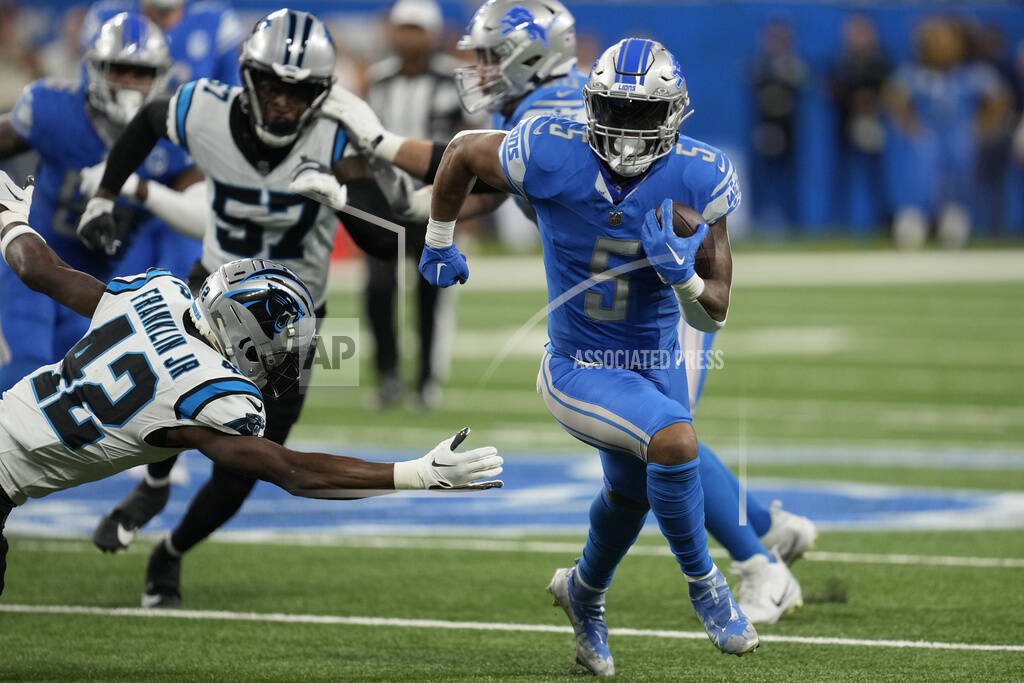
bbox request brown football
[655,201,714,277]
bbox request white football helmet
[191,259,317,398]
[85,12,171,126]
[583,38,691,177]
[240,9,336,147]
[455,0,576,114]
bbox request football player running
[420,39,765,671]
[0,13,200,392]
[0,173,502,598]
[80,0,247,283]
[326,0,816,630]
[74,9,408,607]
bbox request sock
[698,443,772,562]
[146,455,178,481]
[646,458,713,577]
[169,466,256,554]
[576,488,648,590]
[747,495,773,538]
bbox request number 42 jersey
[0,270,267,504]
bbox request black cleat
[141,540,182,608]
[93,480,170,552]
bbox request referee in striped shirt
[364,0,467,409]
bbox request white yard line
[1,603,1021,652]
[13,535,1024,569]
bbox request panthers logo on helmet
[500,7,548,47]
[230,286,305,339]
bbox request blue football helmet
[583,38,691,177]
[85,12,171,126]
[455,0,576,113]
[192,259,317,398]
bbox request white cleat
[758,500,817,565]
[731,551,803,624]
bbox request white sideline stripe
[1,604,1021,652]
[14,536,1024,569]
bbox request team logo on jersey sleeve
[225,412,265,436]
[500,7,548,47]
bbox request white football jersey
[0,270,267,504]
[166,78,349,307]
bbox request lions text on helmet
[584,38,692,177]
[455,0,576,113]
[240,9,336,147]
[86,12,172,126]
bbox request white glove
[289,164,348,212]
[0,171,34,226]
[79,161,139,200]
[319,86,405,162]
[393,428,503,490]
[398,185,433,223]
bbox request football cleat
[688,566,759,655]
[758,500,818,565]
[93,480,171,552]
[730,551,803,624]
[141,538,182,608]
[547,566,615,676]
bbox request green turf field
[2,251,1022,680]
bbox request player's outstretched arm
[162,425,503,498]
[0,173,105,318]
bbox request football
[655,201,715,277]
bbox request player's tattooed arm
[431,131,512,221]
[0,116,31,159]
[696,217,733,323]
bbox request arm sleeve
[339,178,399,260]
[98,97,171,195]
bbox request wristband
[425,217,456,249]
[1,224,44,264]
[393,459,423,490]
[671,273,705,302]
[372,131,407,163]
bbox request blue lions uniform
[498,115,739,467]
[492,69,588,130]
[81,0,245,282]
[0,78,192,390]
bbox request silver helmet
[240,9,336,147]
[191,259,317,398]
[455,0,576,114]
[85,12,171,126]
[583,38,691,177]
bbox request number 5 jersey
[0,270,267,504]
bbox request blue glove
[419,244,469,287]
[640,198,709,285]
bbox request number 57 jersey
[167,78,348,308]
[0,270,267,504]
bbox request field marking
[14,536,1024,569]
[1,603,1021,652]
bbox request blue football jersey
[498,115,740,365]
[9,78,193,278]
[83,0,244,91]
[492,69,589,130]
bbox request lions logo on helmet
[583,38,692,177]
[455,0,575,113]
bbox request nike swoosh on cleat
[116,523,136,548]
[770,583,797,608]
[665,242,689,266]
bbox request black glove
[76,197,123,256]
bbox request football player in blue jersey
[325,0,816,630]
[80,0,246,283]
[419,38,765,670]
[0,12,200,393]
